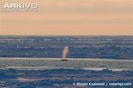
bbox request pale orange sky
[0,0,133,35]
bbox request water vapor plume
[62,46,69,58]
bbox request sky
[0,0,133,36]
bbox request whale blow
[62,46,69,58]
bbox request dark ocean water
[0,36,133,88]
[0,36,133,59]
[0,69,133,88]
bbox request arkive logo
[3,2,38,10]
